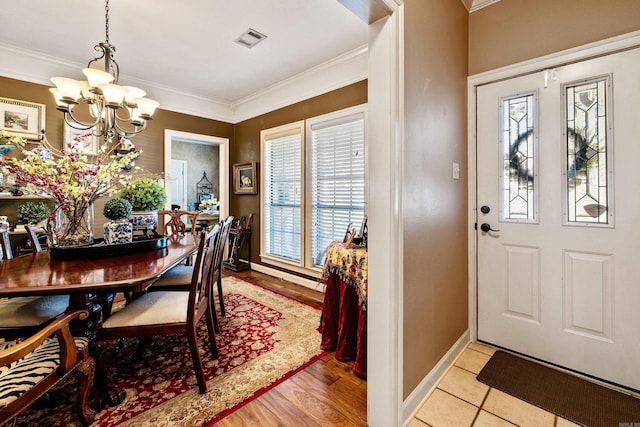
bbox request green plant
[16,201,50,225]
[119,177,167,211]
[103,198,133,221]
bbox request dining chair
[96,225,221,394]
[158,209,200,236]
[0,224,69,340]
[24,217,51,253]
[0,310,96,426]
[149,216,234,319]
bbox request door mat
[476,350,640,427]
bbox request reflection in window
[566,78,609,224]
[501,93,536,221]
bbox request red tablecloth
[319,243,367,378]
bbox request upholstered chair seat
[101,291,191,328]
[0,295,69,328]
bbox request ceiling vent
[234,28,267,48]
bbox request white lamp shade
[123,86,146,106]
[130,109,145,126]
[82,68,114,87]
[97,84,127,107]
[50,77,84,103]
[135,98,159,119]
[49,88,71,112]
[80,81,96,101]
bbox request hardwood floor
[216,269,368,426]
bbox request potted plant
[16,201,50,227]
[103,198,133,244]
[119,177,167,232]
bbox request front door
[477,48,640,390]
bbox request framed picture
[233,162,258,195]
[0,97,45,140]
[64,123,99,156]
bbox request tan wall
[403,0,469,398]
[232,80,368,272]
[0,76,233,235]
[469,0,640,75]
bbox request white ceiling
[0,0,369,122]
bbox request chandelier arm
[113,120,146,139]
[64,110,102,131]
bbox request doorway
[163,130,229,221]
[471,42,640,392]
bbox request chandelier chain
[105,0,110,44]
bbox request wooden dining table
[0,233,199,409]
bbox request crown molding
[460,0,501,13]
[0,42,368,124]
[231,46,368,123]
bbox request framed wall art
[64,123,99,156]
[233,162,258,195]
[0,97,45,140]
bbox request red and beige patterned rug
[15,276,324,426]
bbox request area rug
[477,350,640,427]
[15,276,324,426]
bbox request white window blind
[310,113,365,267]
[263,131,302,261]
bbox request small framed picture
[0,97,45,140]
[233,162,258,195]
[64,124,99,156]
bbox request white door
[477,48,640,390]
[170,159,187,210]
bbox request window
[260,106,366,274]
[564,77,612,225]
[500,92,537,222]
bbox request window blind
[310,115,365,267]
[263,132,302,261]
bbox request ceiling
[0,0,495,122]
[0,0,369,122]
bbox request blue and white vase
[103,220,133,245]
[129,210,158,232]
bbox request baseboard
[249,263,325,292]
[402,330,471,424]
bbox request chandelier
[49,0,158,150]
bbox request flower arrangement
[199,197,219,211]
[119,177,166,211]
[0,130,140,246]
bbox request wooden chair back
[0,224,12,260]
[212,216,234,316]
[158,209,200,236]
[24,218,50,253]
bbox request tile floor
[407,343,582,427]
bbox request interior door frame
[467,30,640,342]
[163,129,229,221]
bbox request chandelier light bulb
[49,88,70,112]
[97,84,127,108]
[123,86,146,107]
[82,68,114,88]
[50,77,84,104]
[135,98,160,119]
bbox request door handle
[480,223,500,233]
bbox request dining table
[0,233,199,409]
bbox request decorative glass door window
[501,93,537,222]
[564,77,611,225]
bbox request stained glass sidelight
[501,93,536,221]
[565,78,609,224]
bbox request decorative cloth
[321,242,368,308]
